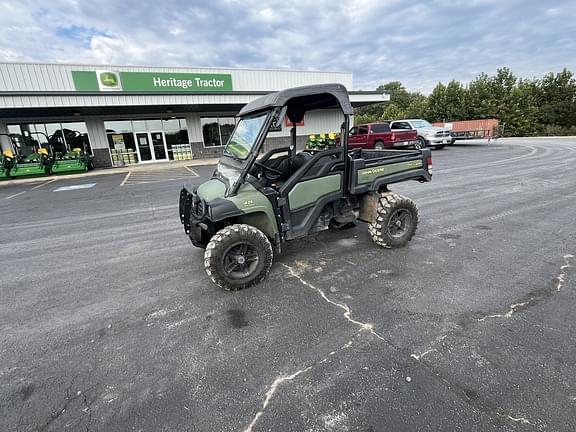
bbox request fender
[199,180,279,239]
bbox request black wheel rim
[387,209,412,239]
[222,242,260,279]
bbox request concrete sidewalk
[0,158,219,187]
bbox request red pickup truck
[348,122,420,150]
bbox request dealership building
[0,63,387,168]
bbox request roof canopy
[238,83,353,123]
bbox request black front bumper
[179,187,210,248]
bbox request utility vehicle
[179,84,432,290]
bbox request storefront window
[162,118,182,132]
[104,117,190,163]
[6,121,92,155]
[219,118,236,146]
[202,117,221,147]
[163,118,190,160]
[202,117,236,147]
[105,120,133,134]
[131,120,147,133]
[62,122,92,154]
[107,133,139,166]
[145,119,163,131]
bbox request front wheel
[204,224,273,291]
[368,192,419,248]
[414,137,426,150]
[374,141,385,150]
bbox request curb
[0,159,219,187]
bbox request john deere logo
[100,72,118,87]
[96,70,121,91]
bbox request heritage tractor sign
[72,70,233,92]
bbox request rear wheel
[368,192,419,248]
[204,224,273,291]
[415,137,426,150]
[374,141,385,150]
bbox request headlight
[424,131,436,137]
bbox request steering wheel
[254,161,285,180]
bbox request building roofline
[0,61,352,75]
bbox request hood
[196,178,227,202]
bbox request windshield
[224,113,268,160]
[410,120,433,128]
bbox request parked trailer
[433,119,499,141]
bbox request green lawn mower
[0,130,91,180]
[305,132,339,151]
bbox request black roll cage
[224,83,352,198]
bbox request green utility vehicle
[179,84,432,290]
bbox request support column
[0,121,12,152]
[85,117,112,168]
[185,113,222,159]
[184,113,203,142]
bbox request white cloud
[0,0,575,93]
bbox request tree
[354,68,575,136]
[500,79,540,136]
[405,93,428,119]
[537,69,576,128]
[444,80,467,121]
[426,82,446,122]
[380,103,406,121]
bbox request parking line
[30,178,57,190]
[120,172,132,186]
[4,191,26,200]
[184,166,199,176]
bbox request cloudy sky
[1,0,574,93]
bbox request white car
[390,119,453,149]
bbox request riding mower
[179,84,432,291]
[50,129,92,174]
[0,134,50,179]
[51,148,91,174]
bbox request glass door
[134,131,168,162]
[150,131,167,160]
[135,132,153,161]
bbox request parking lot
[1,138,575,431]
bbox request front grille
[435,131,450,137]
[195,200,204,217]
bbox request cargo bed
[349,148,432,194]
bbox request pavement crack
[504,414,535,426]
[37,380,75,432]
[477,302,529,322]
[82,392,93,432]
[477,253,574,322]
[243,338,354,432]
[556,254,574,292]
[411,334,447,360]
[410,348,437,361]
[282,263,387,341]
[279,261,550,431]
[243,366,312,432]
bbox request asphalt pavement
[1,138,575,432]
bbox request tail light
[427,154,432,175]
